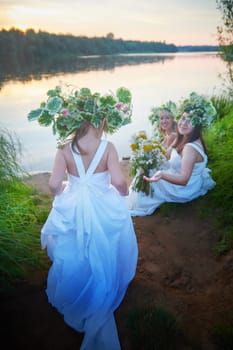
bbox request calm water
[0,52,226,172]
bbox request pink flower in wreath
[116,102,129,113]
[116,102,124,110]
[61,108,69,116]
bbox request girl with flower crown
[149,100,177,149]
[158,109,177,148]
[28,86,138,350]
[127,92,216,217]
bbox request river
[0,52,226,172]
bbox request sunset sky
[0,0,221,46]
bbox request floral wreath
[27,85,132,144]
[178,92,217,128]
[148,100,178,125]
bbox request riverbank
[3,162,233,349]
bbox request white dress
[41,140,138,350]
[127,142,216,217]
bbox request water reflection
[0,54,174,89]
[0,52,226,172]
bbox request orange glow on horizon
[0,1,220,46]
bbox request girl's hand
[143,170,162,183]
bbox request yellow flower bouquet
[129,130,167,195]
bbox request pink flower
[115,102,129,113]
[61,108,69,116]
[116,102,124,110]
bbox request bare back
[63,140,109,177]
[49,137,128,196]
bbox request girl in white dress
[149,101,177,149]
[159,109,177,148]
[28,86,138,350]
[127,92,216,217]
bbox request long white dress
[127,142,216,217]
[41,140,138,350]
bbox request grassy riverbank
[0,129,51,289]
[0,95,233,349]
[0,94,232,286]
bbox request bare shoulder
[183,143,200,161]
[60,142,71,152]
[106,141,118,157]
[106,140,116,150]
[183,143,197,153]
[57,142,72,157]
[185,141,204,152]
[105,141,121,167]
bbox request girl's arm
[49,149,67,195]
[107,143,128,196]
[144,144,197,186]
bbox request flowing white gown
[41,140,138,350]
[127,142,216,217]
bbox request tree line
[0,28,178,65]
[0,28,220,65]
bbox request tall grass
[211,95,233,120]
[202,96,233,253]
[0,127,23,181]
[0,128,49,290]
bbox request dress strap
[69,143,86,177]
[186,142,207,161]
[70,140,108,178]
[86,140,108,176]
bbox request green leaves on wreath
[116,87,132,104]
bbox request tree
[106,32,114,40]
[216,0,233,60]
[216,0,233,97]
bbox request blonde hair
[159,109,177,135]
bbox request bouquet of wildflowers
[27,84,132,145]
[129,130,167,195]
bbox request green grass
[0,179,51,290]
[126,304,180,350]
[203,106,233,253]
[0,128,50,291]
[0,127,23,180]
[211,94,233,120]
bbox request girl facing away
[28,86,138,350]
